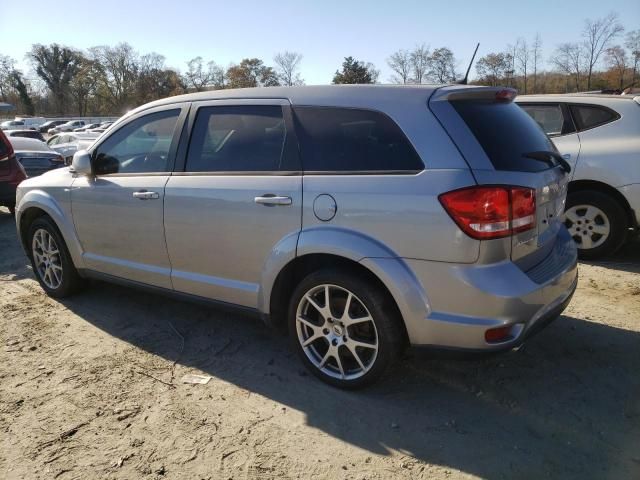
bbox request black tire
[28,216,83,298]
[288,268,404,389]
[8,205,15,215]
[565,190,628,260]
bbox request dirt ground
[0,206,638,480]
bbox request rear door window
[185,105,288,172]
[518,103,574,136]
[293,106,423,172]
[451,100,555,172]
[569,104,619,131]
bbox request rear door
[163,99,302,308]
[517,102,580,177]
[430,87,570,269]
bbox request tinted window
[293,107,423,172]
[93,109,179,175]
[519,104,571,136]
[452,100,555,172]
[569,105,619,131]
[186,105,286,172]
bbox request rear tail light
[495,88,517,103]
[439,186,536,240]
[51,154,65,164]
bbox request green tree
[9,70,34,115]
[332,57,375,84]
[226,58,279,89]
[28,44,82,112]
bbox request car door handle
[254,195,292,206]
[133,190,160,200]
[562,154,571,160]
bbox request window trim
[174,98,302,175]
[566,103,621,133]
[517,102,576,137]
[292,105,425,175]
[89,103,190,177]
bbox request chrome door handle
[133,190,160,200]
[254,195,292,206]
[562,153,571,160]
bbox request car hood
[19,166,73,187]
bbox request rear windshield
[452,100,555,172]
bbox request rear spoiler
[430,86,518,103]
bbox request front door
[163,100,302,308]
[71,106,187,288]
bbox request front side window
[519,104,569,136]
[293,106,423,172]
[186,105,287,172]
[569,104,619,131]
[93,109,180,175]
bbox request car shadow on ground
[1,209,638,479]
[54,280,639,479]
[581,236,640,274]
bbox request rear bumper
[403,227,578,350]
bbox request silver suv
[15,85,578,388]
[516,94,640,259]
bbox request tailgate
[429,86,570,268]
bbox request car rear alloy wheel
[32,228,63,290]
[296,284,379,381]
[564,204,610,250]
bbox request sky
[1,0,638,84]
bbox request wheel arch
[17,192,84,267]
[568,180,636,228]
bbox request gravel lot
[1,206,638,480]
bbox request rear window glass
[452,100,555,172]
[569,105,619,131]
[293,106,423,172]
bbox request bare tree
[505,42,518,88]
[582,12,624,89]
[428,47,456,83]
[90,43,139,112]
[551,43,584,92]
[387,49,411,84]
[365,62,380,83]
[626,30,640,86]
[531,33,543,93]
[605,46,628,90]
[410,44,430,84]
[516,38,530,94]
[274,51,304,86]
[475,52,511,86]
[0,54,16,101]
[184,57,211,91]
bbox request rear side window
[569,105,619,131]
[293,106,423,172]
[519,104,574,136]
[452,100,555,172]
[186,105,287,172]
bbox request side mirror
[70,150,92,175]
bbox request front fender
[16,189,85,268]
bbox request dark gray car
[9,137,65,177]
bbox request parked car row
[47,132,99,163]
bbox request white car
[14,116,46,130]
[516,94,640,258]
[48,120,85,134]
[47,132,99,164]
[1,120,26,131]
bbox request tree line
[0,11,637,117]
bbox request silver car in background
[15,85,578,388]
[516,94,640,259]
[47,132,100,164]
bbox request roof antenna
[458,43,480,85]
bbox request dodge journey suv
[15,85,578,388]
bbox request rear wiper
[522,151,571,174]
